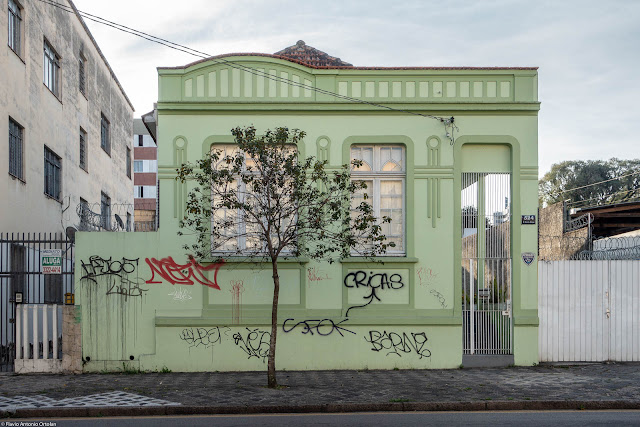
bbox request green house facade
[76,42,539,371]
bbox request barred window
[350,145,405,255]
[101,192,111,230]
[126,147,132,178]
[44,146,61,200]
[43,40,60,97]
[78,52,86,95]
[79,128,87,171]
[100,113,110,154]
[8,0,22,55]
[9,118,24,180]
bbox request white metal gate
[539,260,640,362]
[461,173,513,355]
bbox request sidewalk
[1,363,640,417]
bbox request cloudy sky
[71,0,640,176]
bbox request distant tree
[176,126,393,388]
[539,158,640,207]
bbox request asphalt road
[10,410,640,426]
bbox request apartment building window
[43,40,60,97]
[79,127,87,171]
[138,134,143,147]
[126,147,131,178]
[9,117,24,180]
[133,160,143,172]
[78,52,86,96]
[79,197,89,228]
[44,146,61,200]
[100,113,110,154]
[350,145,405,254]
[100,192,111,230]
[8,0,22,56]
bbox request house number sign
[521,215,536,225]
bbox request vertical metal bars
[462,173,513,355]
[0,233,74,370]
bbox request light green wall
[75,56,539,372]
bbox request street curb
[2,400,640,418]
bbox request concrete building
[133,117,157,231]
[1,0,134,233]
[76,41,539,371]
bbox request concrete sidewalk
[1,363,639,417]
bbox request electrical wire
[39,0,453,124]
[548,170,640,196]
[568,186,640,208]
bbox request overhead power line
[40,0,454,127]
[552,170,640,196]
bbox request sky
[70,0,640,177]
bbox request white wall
[0,0,134,233]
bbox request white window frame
[8,0,22,56]
[43,39,60,97]
[210,144,296,255]
[350,144,406,256]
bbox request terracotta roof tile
[273,40,352,67]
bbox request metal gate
[0,233,74,371]
[461,173,513,355]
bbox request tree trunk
[267,259,280,388]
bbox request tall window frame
[100,192,111,230]
[210,144,296,255]
[78,51,87,96]
[43,39,61,97]
[100,113,110,154]
[9,117,24,180]
[350,145,406,255]
[44,146,61,200]
[79,127,87,171]
[8,0,22,56]
[126,147,131,178]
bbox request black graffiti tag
[343,271,404,317]
[80,255,139,284]
[179,327,229,349]
[430,289,448,309]
[282,318,356,337]
[80,255,147,299]
[364,330,431,359]
[233,328,270,362]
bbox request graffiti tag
[233,327,270,362]
[343,271,405,317]
[179,327,229,348]
[282,318,355,337]
[145,256,224,289]
[364,330,431,359]
[307,267,331,283]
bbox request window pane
[380,146,404,171]
[351,146,373,171]
[9,118,23,179]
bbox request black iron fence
[0,233,74,371]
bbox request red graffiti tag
[145,257,224,289]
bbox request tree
[539,158,640,207]
[176,126,393,388]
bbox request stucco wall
[75,57,539,371]
[538,201,589,260]
[0,0,134,232]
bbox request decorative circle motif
[427,136,441,149]
[317,137,329,149]
[174,137,186,148]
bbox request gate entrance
[0,233,74,372]
[461,173,513,360]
